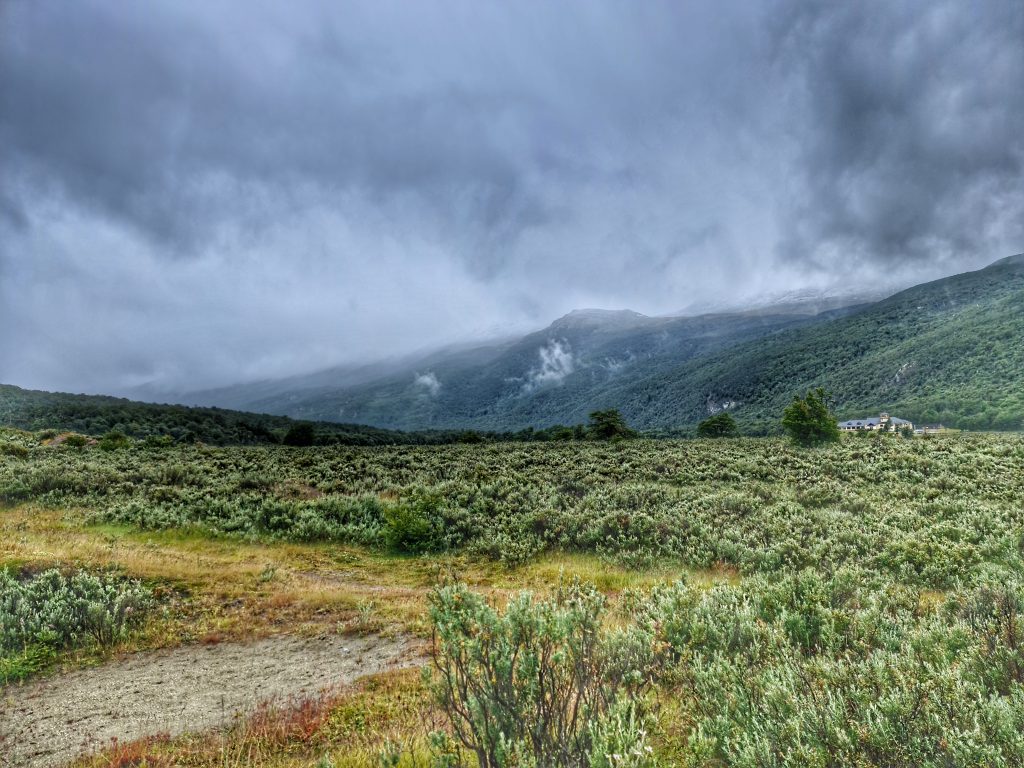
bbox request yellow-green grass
[3,504,733,767]
[1,503,736,674]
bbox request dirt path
[0,633,422,768]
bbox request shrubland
[427,570,1024,766]
[5,426,1024,766]
[3,428,1022,587]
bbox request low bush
[3,431,1024,587]
[99,430,132,451]
[0,442,28,459]
[428,580,657,768]
[642,573,1024,766]
[384,495,446,554]
[0,568,152,683]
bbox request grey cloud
[0,0,1020,393]
[772,0,1024,275]
[1,1,767,260]
[414,372,441,397]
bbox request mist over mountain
[163,255,1023,433]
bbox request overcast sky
[2,0,1022,394]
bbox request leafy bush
[588,409,637,440]
[428,580,657,768]
[384,496,445,553]
[0,442,28,459]
[638,573,1024,766]
[144,434,175,448]
[433,573,1024,767]
[99,430,132,451]
[0,568,152,682]
[283,423,316,447]
[63,433,89,448]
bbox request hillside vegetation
[0,384,638,446]
[11,256,1021,437]
[212,307,855,431]
[621,253,1024,432]
[0,384,461,446]
[189,254,1024,434]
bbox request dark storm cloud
[0,0,1020,393]
[772,0,1024,274]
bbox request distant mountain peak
[991,252,1024,267]
[550,308,648,329]
[673,287,890,318]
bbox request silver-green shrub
[6,432,1023,588]
[643,573,1024,766]
[428,580,658,768]
[0,568,152,655]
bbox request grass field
[2,429,1024,766]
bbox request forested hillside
[196,254,1024,433]
[230,306,856,431]
[8,255,1023,437]
[0,385,422,445]
[622,253,1024,432]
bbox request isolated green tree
[587,409,636,440]
[697,412,739,438]
[782,388,840,446]
[282,422,316,447]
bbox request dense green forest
[0,384,433,445]
[237,307,855,432]
[614,253,1024,433]
[0,384,615,445]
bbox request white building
[837,412,914,432]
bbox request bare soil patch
[0,633,421,768]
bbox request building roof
[838,416,912,427]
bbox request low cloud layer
[1,0,1021,394]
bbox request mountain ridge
[8,255,1020,435]
[218,253,1024,432]
[192,295,881,430]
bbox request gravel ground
[0,633,421,768]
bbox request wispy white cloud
[414,371,441,397]
[522,340,574,393]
